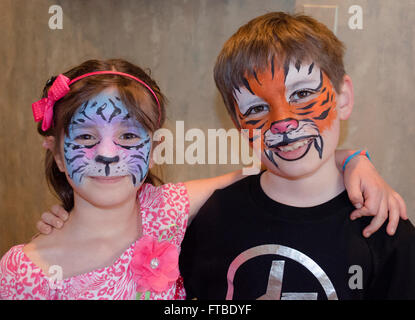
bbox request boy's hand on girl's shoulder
[343,155,407,238]
[36,204,69,235]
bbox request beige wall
[0,0,414,256]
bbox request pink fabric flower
[130,235,179,293]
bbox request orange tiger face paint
[234,60,338,169]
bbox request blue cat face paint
[63,90,151,187]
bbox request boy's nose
[270,119,299,134]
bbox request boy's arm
[35,171,244,233]
[36,205,69,235]
[184,149,408,229]
[335,149,407,237]
[36,149,407,237]
[184,170,245,223]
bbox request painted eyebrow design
[70,122,97,130]
[286,70,323,92]
[117,117,147,130]
[308,62,314,74]
[242,77,255,95]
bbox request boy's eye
[290,89,316,102]
[244,104,270,117]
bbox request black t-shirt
[179,173,415,300]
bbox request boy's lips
[267,137,315,161]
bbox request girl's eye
[117,132,141,146]
[74,134,98,146]
[290,89,316,102]
[245,104,270,117]
[75,134,94,140]
[120,133,139,140]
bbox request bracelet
[342,149,371,171]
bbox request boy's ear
[44,136,65,172]
[336,75,354,120]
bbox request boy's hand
[343,156,408,238]
[36,204,69,234]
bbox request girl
[1,59,192,299]
[0,59,406,300]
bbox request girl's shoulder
[0,244,50,299]
[139,182,189,214]
[139,183,189,247]
[0,244,26,275]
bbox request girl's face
[61,88,152,191]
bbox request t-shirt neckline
[249,171,352,223]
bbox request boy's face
[234,60,341,178]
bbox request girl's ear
[42,136,55,150]
[44,136,65,172]
[336,75,354,120]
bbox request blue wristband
[342,150,371,171]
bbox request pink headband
[32,71,162,131]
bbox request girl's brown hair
[37,59,166,211]
[214,12,346,126]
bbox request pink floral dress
[0,183,189,300]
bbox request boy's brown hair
[213,12,346,126]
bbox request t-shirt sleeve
[365,219,415,299]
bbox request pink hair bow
[32,74,70,131]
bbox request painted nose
[95,155,120,165]
[270,119,299,134]
[95,155,120,176]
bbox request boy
[179,12,415,300]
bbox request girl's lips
[89,176,127,184]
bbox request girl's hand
[342,154,408,238]
[36,204,69,234]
